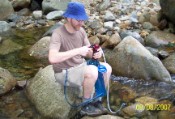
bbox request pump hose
[102,50,127,114]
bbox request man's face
[70,19,84,31]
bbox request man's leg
[80,65,102,116]
[93,62,112,113]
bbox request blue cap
[63,2,88,21]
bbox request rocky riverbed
[0,0,175,119]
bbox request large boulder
[104,36,172,82]
[0,0,14,20]
[159,0,175,25]
[26,65,79,119]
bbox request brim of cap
[63,12,88,21]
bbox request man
[49,2,112,116]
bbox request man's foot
[93,101,108,114]
[80,103,103,116]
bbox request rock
[46,11,64,20]
[0,0,14,20]
[32,10,43,19]
[0,67,16,95]
[0,21,11,33]
[89,35,100,45]
[12,0,31,11]
[101,32,121,48]
[159,0,175,25]
[0,39,23,55]
[104,36,172,82]
[122,103,147,117]
[29,36,50,59]
[42,0,71,14]
[162,53,175,74]
[26,65,79,118]
[120,30,144,45]
[43,22,63,37]
[135,96,158,105]
[82,114,124,119]
[145,31,175,48]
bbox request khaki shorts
[54,62,87,87]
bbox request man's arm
[49,46,91,64]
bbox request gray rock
[145,31,175,48]
[42,0,71,14]
[0,0,14,20]
[26,65,79,118]
[0,67,16,95]
[0,21,11,33]
[29,36,50,59]
[46,11,64,20]
[163,53,175,74]
[0,39,23,55]
[120,30,144,45]
[43,22,63,37]
[104,36,172,82]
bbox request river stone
[0,0,14,20]
[82,115,125,119]
[145,31,175,48]
[0,21,11,33]
[104,36,172,82]
[42,0,71,14]
[26,65,79,119]
[0,67,16,95]
[29,36,50,59]
[0,39,23,55]
[162,53,175,74]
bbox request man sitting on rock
[48,1,112,116]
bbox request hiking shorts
[54,62,87,87]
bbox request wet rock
[82,114,124,119]
[29,36,50,59]
[43,22,63,37]
[0,21,11,33]
[0,39,23,55]
[0,0,14,20]
[12,0,31,11]
[0,67,16,95]
[118,86,137,103]
[122,103,148,117]
[145,31,175,48]
[135,96,158,105]
[162,53,175,74]
[42,0,71,14]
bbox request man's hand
[78,46,92,57]
[93,48,102,59]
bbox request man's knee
[84,65,98,80]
